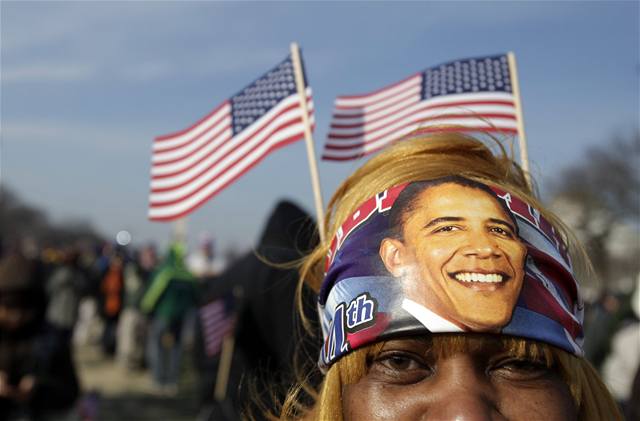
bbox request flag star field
[231,57,298,134]
[423,55,512,98]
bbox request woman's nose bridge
[425,394,497,421]
[422,356,498,421]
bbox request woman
[278,131,622,420]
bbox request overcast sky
[1,1,638,252]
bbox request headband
[318,176,583,371]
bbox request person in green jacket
[141,243,197,395]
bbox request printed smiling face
[380,182,527,332]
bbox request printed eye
[433,225,460,234]
[369,351,433,384]
[489,226,514,238]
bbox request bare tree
[549,131,640,292]
[0,185,104,252]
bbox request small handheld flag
[323,54,519,161]
[149,55,314,221]
[199,293,237,358]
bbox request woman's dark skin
[342,337,578,421]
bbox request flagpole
[507,52,532,190]
[290,42,326,243]
[214,334,235,401]
[174,217,187,245]
[213,286,242,403]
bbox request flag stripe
[329,92,514,133]
[331,100,514,128]
[150,114,313,206]
[323,119,516,161]
[334,73,422,104]
[324,112,517,153]
[150,105,312,197]
[152,116,233,168]
[332,80,422,119]
[334,80,422,111]
[523,275,582,338]
[199,299,236,357]
[329,103,515,140]
[322,126,514,161]
[151,97,312,185]
[155,102,230,147]
[149,116,315,219]
[327,95,515,144]
[150,123,314,221]
[152,132,233,179]
[333,94,421,130]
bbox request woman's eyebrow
[380,337,433,352]
[424,216,464,228]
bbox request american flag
[323,54,517,161]
[199,294,236,357]
[149,55,314,221]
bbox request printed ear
[379,238,407,277]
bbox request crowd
[0,235,225,420]
[0,199,320,421]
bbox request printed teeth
[454,273,504,283]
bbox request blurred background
[1,1,638,420]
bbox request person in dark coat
[195,200,321,421]
[0,252,79,420]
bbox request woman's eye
[370,352,433,384]
[382,355,420,370]
[491,358,552,381]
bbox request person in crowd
[95,243,114,277]
[141,243,198,395]
[116,245,157,369]
[100,252,124,356]
[0,252,79,420]
[583,289,623,369]
[602,275,640,416]
[187,235,226,279]
[625,366,640,421]
[195,200,319,420]
[45,246,85,341]
[275,131,622,421]
[73,242,112,348]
